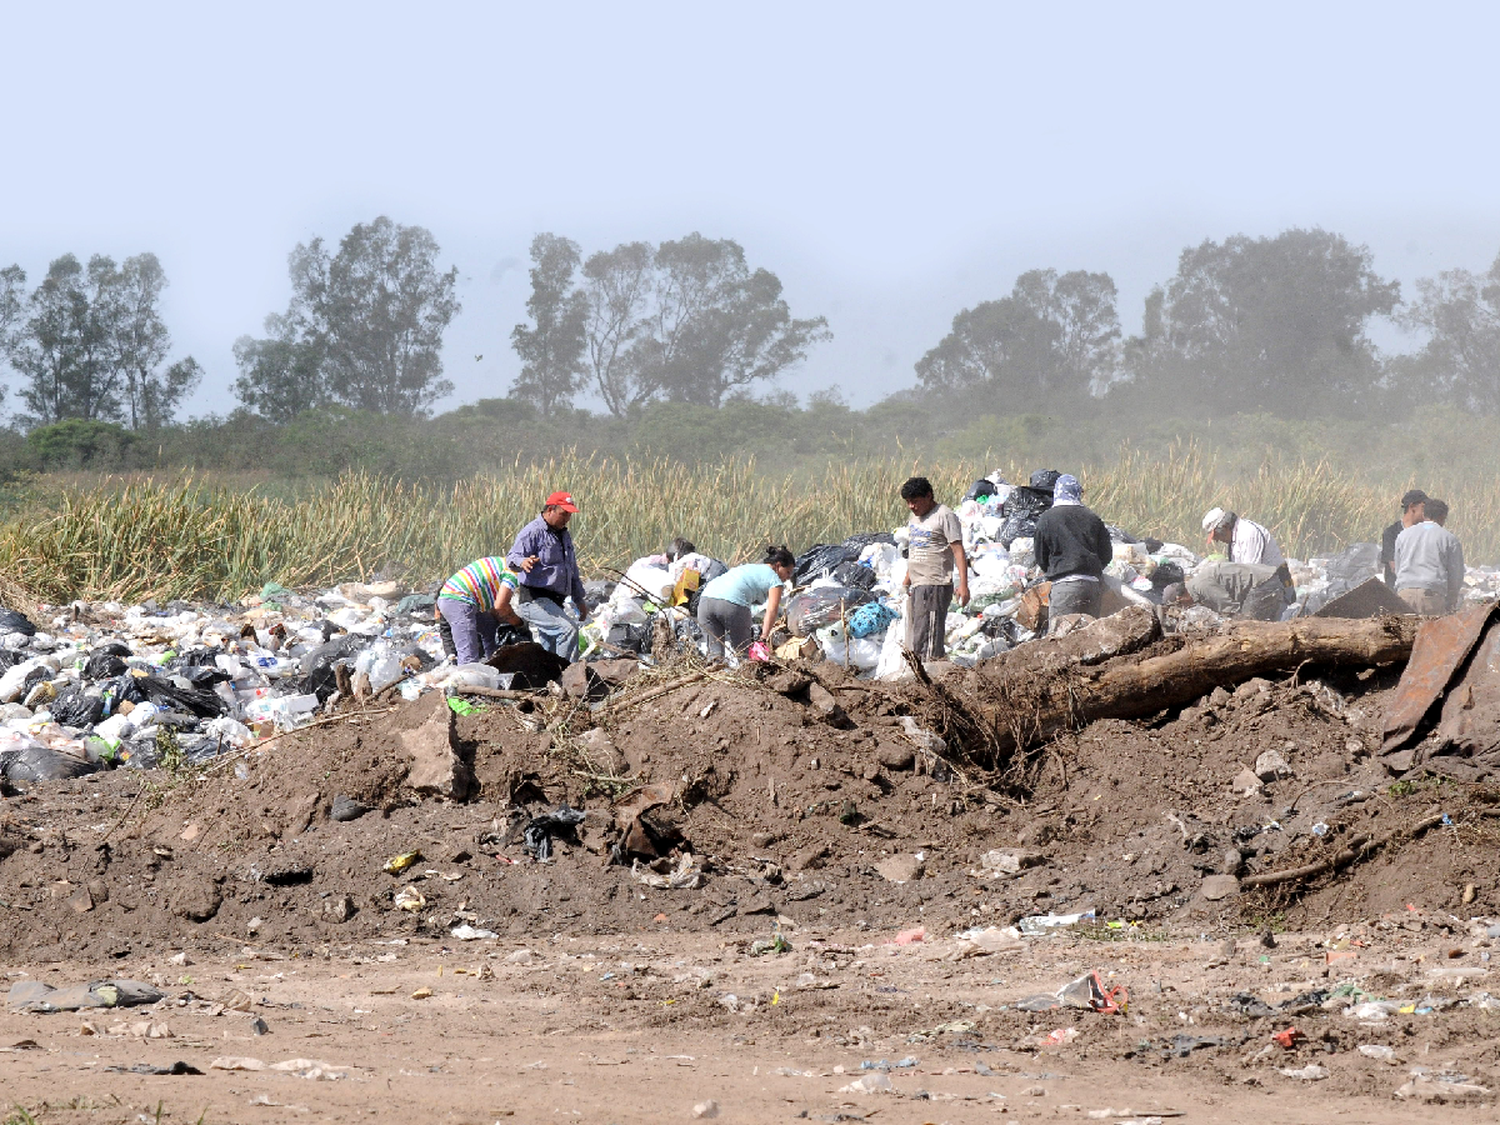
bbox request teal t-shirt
[701,563,787,608]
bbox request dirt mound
[0,639,1491,964]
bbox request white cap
[1201,507,1227,531]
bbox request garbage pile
[0,581,512,784]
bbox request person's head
[762,544,796,581]
[1425,498,1449,526]
[665,537,696,562]
[1053,474,1083,505]
[900,476,936,517]
[1400,489,1428,528]
[1202,507,1237,544]
[542,490,579,528]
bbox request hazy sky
[4,2,1497,418]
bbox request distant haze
[3,2,1497,415]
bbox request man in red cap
[506,491,590,660]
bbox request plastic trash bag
[831,561,878,591]
[48,687,106,729]
[2,744,100,781]
[299,634,370,701]
[1028,468,1061,493]
[786,586,877,637]
[0,606,36,636]
[847,601,897,639]
[817,625,882,672]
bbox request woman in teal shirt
[697,546,796,660]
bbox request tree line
[4,220,1500,443]
[922,229,1500,419]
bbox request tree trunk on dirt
[956,615,1420,768]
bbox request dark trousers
[907,584,953,659]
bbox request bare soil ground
[3,645,1499,1123]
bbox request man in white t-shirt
[900,476,969,660]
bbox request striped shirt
[439,558,520,612]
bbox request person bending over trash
[1032,474,1112,632]
[1381,489,1427,589]
[506,490,590,661]
[900,476,969,660]
[1394,497,1464,615]
[1167,559,1295,620]
[697,546,796,661]
[436,557,526,665]
[1201,507,1284,566]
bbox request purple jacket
[506,516,587,609]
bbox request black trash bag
[118,736,159,770]
[674,615,705,646]
[136,675,227,719]
[606,621,652,655]
[84,651,129,681]
[94,639,132,657]
[840,530,897,552]
[182,735,227,764]
[21,666,52,695]
[1142,537,1165,554]
[831,560,878,591]
[998,513,1038,548]
[1028,469,1061,493]
[100,673,149,709]
[785,585,877,637]
[299,634,370,702]
[49,687,106,729]
[793,543,856,585]
[963,478,1001,502]
[1325,543,1381,587]
[0,606,37,636]
[582,579,614,612]
[2,745,100,781]
[1105,524,1141,544]
[395,592,436,618]
[1150,560,1186,590]
[0,650,26,672]
[522,804,586,861]
[179,664,231,689]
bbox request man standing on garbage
[1394,496,1465,615]
[1032,474,1113,630]
[900,476,969,660]
[1201,507,1284,566]
[507,491,590,661]
[1381,489,1427,588]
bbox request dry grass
[0,442,1491,604]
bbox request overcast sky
[3,1,1497,418]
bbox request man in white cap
[1202,507,1284,567]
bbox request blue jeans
[437,599,500,665]
[516,593,580,661]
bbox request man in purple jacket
[506,491,590,660]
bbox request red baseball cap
[546,491,579,513]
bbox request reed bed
[1,442,1495,604]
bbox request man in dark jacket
[1381,489,1427,588]
[1032,474,1113,632]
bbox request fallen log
[959,614,1420,767]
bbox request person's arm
[494,582,523,626]
[950,541,970,606]
[762,583,783,642]
[506,523,540,572]
[1094,520,1114,570]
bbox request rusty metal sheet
[1315,578,1411,619]
[1436,620,1500,757]
[1381,601,1500,754]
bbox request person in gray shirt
[1394,497,1465,615]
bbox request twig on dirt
[451,685,544,701]
[1241,811,1449,889]
[596,670,708,714]
[101,781,149,843]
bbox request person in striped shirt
[437,557,525,665]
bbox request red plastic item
[747,641,771,662]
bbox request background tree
[510,233,588,412]
[1394,251,1500,412]
[11,254,123,426]
[113,253,201,429]
[234,216,460,419]
[916,268,1120,406]
[581,241,654,416]
[578,233,830,415]
[1121,228,1400,417]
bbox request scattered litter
[838,1072,893,1094]
[8,979,162,1013]
[1018,909,1096,935]
[630,853,703,890]
[1279,1063,1331,1081]
[450,924,498,940]
[382,850,421,875]
[1017,971,1128,1014]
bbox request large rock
[1201,874,1241,901]
[403,707,472,801]
[876,854,925,883]
[1254,748,1294,782]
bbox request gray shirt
[1394,521,1465,611]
